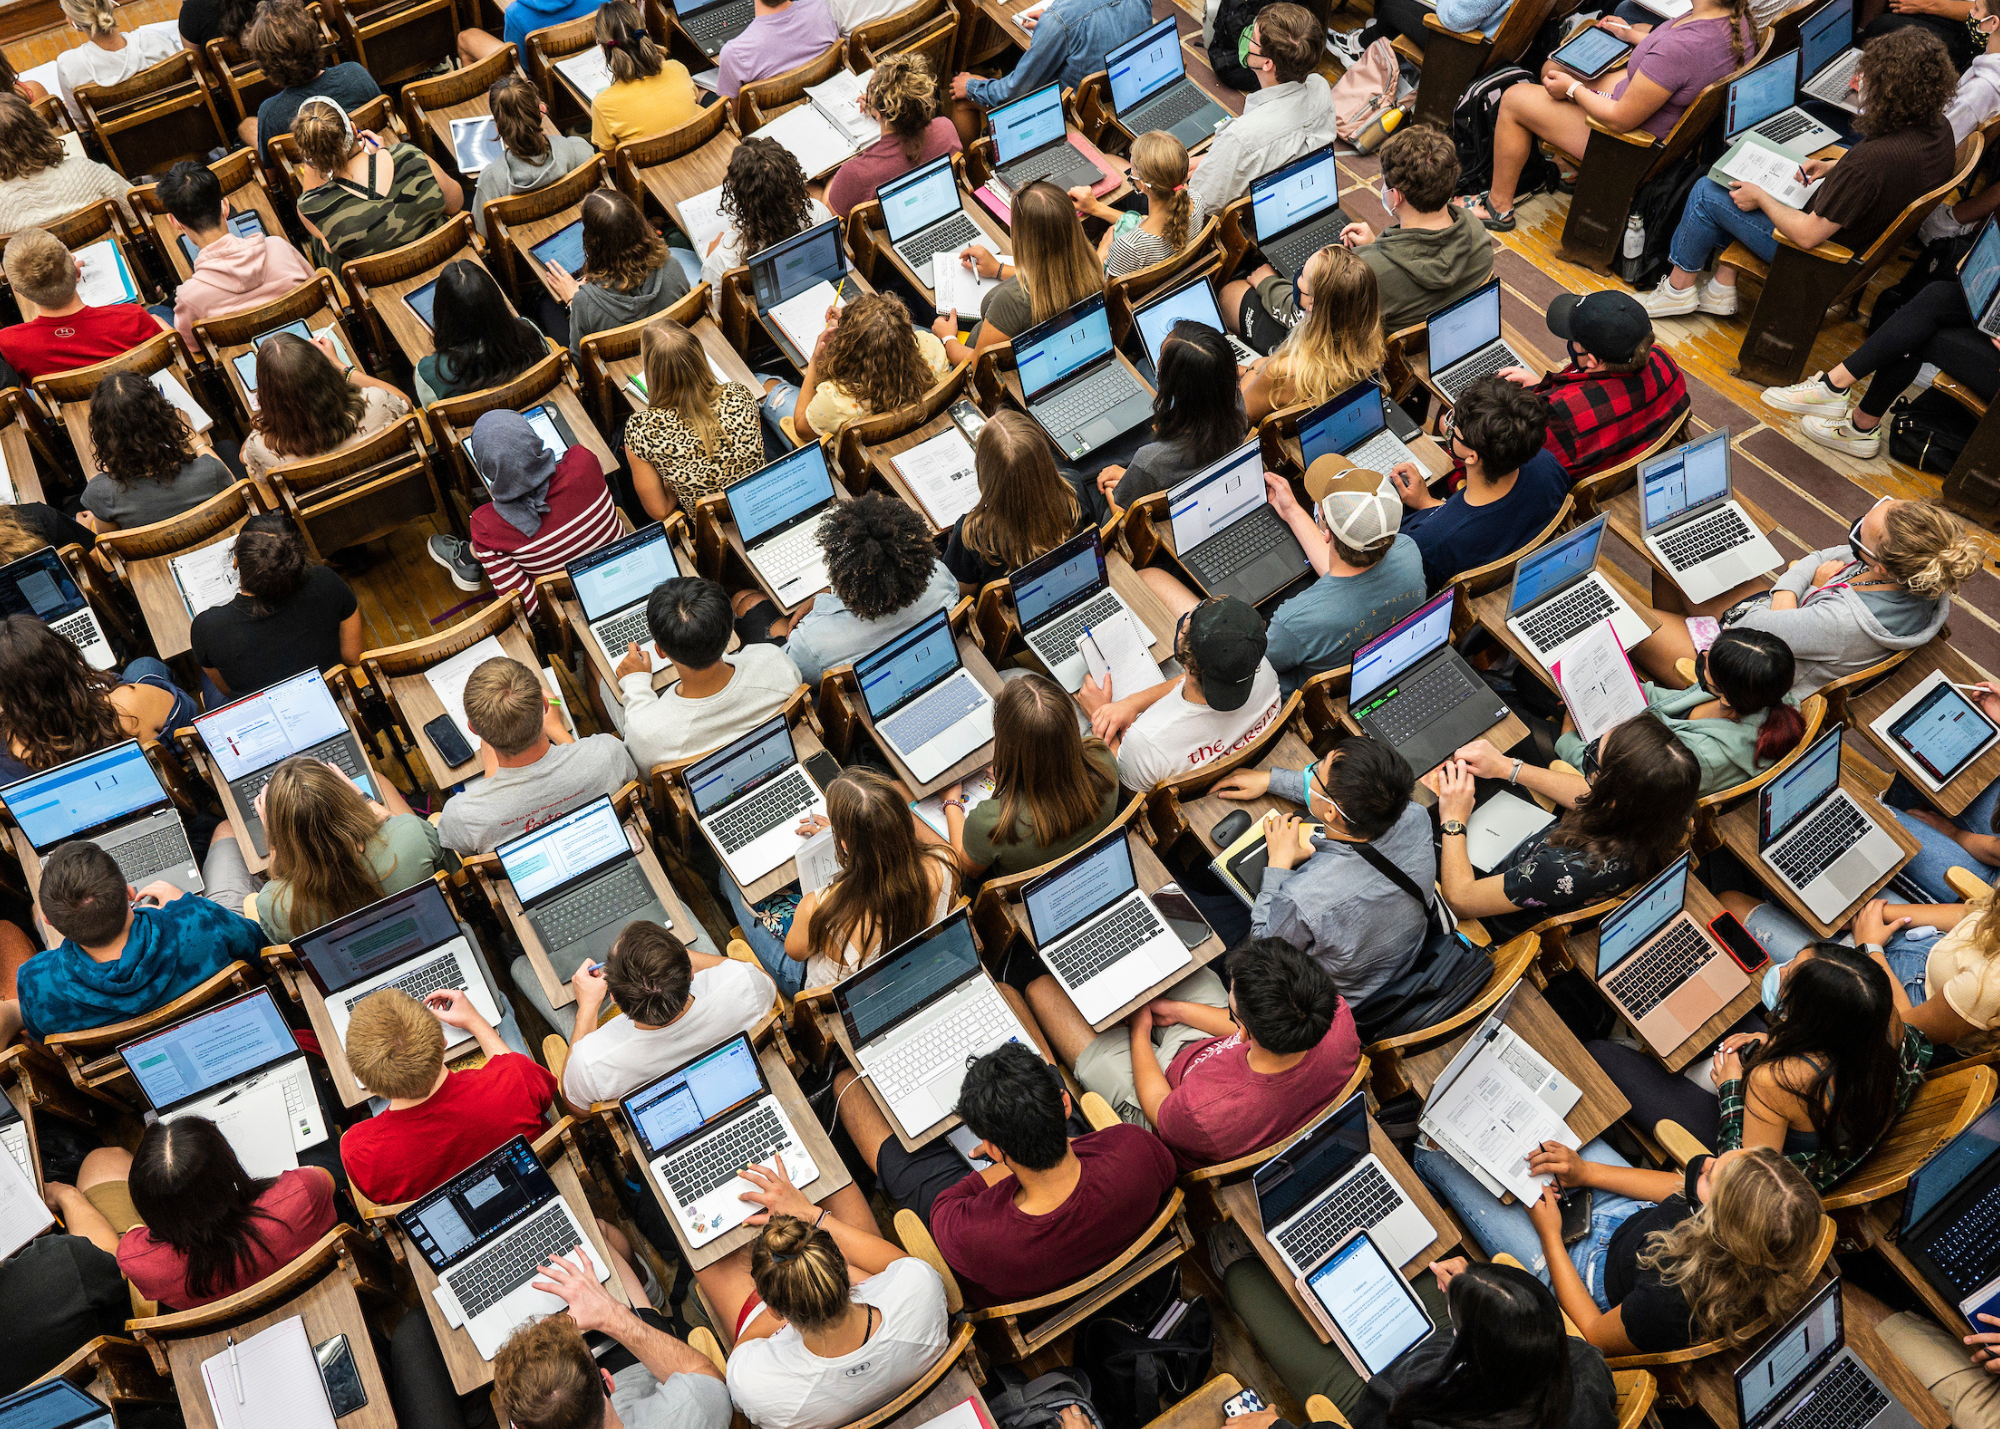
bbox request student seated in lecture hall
[51,0,177,129]
[586,2,700,151]
[414,261,553,406]
[0,616,200,784]
[946,0,1148,130]
[243,0,381,158]
[625,319,767,520]
[239,332,413,484]
[1499,291,1690,478]
[942,410,1092,592]
[700,140,834,324]
[0,92,131,241]
[823,55,961,221]
[1069,130,1206,280]
[546,189,694,358]
[0,1153,131,1393]
[157,159,316,351]
[0,229,168,384]
[935,182,1103,360]
[472,74,598,240]
[290,96,462,269]
[79,371,234,532]
[191,514,365,696]
[1092,324,1249,521]
[1333,126,1494,338]
[1235,248,1385,417]
[784,293,952,446]
[717,0,840,102]
[1185,4,1339,219]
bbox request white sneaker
[1802,413,1883,458]
[1327,27,1368,64]
[1638,280,1700,317]
[1762,372,1852,416]
[1696,277,1739,316]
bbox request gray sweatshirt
[1731,546,1950,701]
[470,135,598,238]
[567,259,692,357]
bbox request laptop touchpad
[1077,415,1123,451]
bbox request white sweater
[0,139,134,234]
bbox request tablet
[1298,1230,1436,1378]
[1551,26,1633,78]
[532,220,587,279]
[1885,676,1998,787]
[408,278,440,332]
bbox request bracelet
[1508,759,1523,786]
[814,1207,828,1229]
[1567,80,1583,101]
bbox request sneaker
[1638,279,1700,317]
[1762,372,1852,416]
[1208,1221,1256,1282]
[1801,413,1883,458]
[427,534,485,592]
[1327,27,1369,64]
[1696,277,1739,316]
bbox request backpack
[1329,38,1400,143]
[1346,842,1494,1042]
[1452,67,1559,201]
[1890,387,1979,474]
[988,1367,1106,1429]
[1073,1267,1214,1429]
[1614,142,1708,292]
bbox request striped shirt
[468,447,622,615]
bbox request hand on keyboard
[1449,737,1515,781]
[614,640,652,681]
[737,1153,814,1225]
[1340,220,1374,249]
[530,1247,621,1332]
[1494,366,1535,386]
[1388,461,1434,511]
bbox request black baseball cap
[1186,597,1267,712]
[1548,290,1651,363]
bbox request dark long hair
[1703,629,1805,768]
[1750,944,1904,1165]
[90,371,196,488]
[430,260,547,394]
[127,1117,280,1304]
[233,512,311,616]
[1388,1264,1573,1429]
[252,332,367,459]
[1152,320,1247,467]
[721,137,814,264]
[1546,711,1698,879]
[0,615,124,771]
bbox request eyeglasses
[1848,495,1891,565]
[1308,758,1350,828]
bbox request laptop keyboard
[345,954,462,1014]
[663,1104,791,1205]
[1031,588,1124,666]
[111,825,193,885]
[681,0,753,50]
[50,609,98,650]
[1274,1162,1402,1269]
[711,769,817,855]
[281,1071,307,1123]
[1771,797,1869,887]
[881,674,984,754]
[1036,366,1141,437]
[1264,226,1334,279]
[595,609,651,656]
[1782,1359,1886,1429]
[1518,581,1615,653]
[1001,145,1086,189]
[240,734,363,808]
[1658,507,1754,569]
[1438,346,1515,401]
[1188,506,1285,586]
[1754,110,1819,145]
[868,995,1010,1102]
[896,213,980,274]
[1922,1183,2000,1287]
[1131,84,1210,130]
[1347,429,1412,473]
[752,523,823,590]
[1803,51,1859,103]
[538,861,649,949]
[1048,897,1161,988]
[444,1203,581,1319]
[1363,660,1478,747]
[1606,920,1712,1020]
[2,1125,29,1182]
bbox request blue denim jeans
[122,656,201,729]
[1668,177,1781,277]
[1742,901,1933,1009]
[756,371,800,447]
[723,877,806,998]
[1413,1136,1641,1297]
[1885,773,2000,901]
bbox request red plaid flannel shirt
[1532,347,1691,478]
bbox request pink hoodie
[171,234,316,346]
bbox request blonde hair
[292,98,357,174]
[1131,131,1191,253]
[1878,499,1982,600]
[345,989,446,1100]
[962,411,1079,570]
[0,511,49,565]
[61,0,118,37]
[1267,246,1385,408]
[463,657,546,756]
[2,228,77,310]
[751,1215,852,1332]
[640,318,722,456]
[866,51,939,159]
[265,757,390,936]
[1010,182,1104,324]
[1951,888,2000,1023]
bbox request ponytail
[1130,130,1192,252]
[1755,704,1806,767]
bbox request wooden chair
[737,38,847,137]
[402,41,521,165]
[1178,1059,1371,1222]
[1449,495,1574,600]
[524,14,602,130]
[75,50,230,181]
[1298,664,1353,748]
[88,480,271,658]
[1815,647,1913,727]
[339,212,478,366]
[425,349,573,494]
[42,962,259,1104]
[336,0,462,91]
[613,99,736,210]
[1366,932,1540,1101]
[202,5,339,130]
[33,1335,173,1412]
[1820,1062,1996,1217]
[1104,229,1223,344]
[190,272,349,424]
[816,597,982,763]
[1568,411,1691,518]
[485,153,608,305]
[965,797,1149,964]
[30,331,204,463]
[574,282,711,431]
[831,364,972,497]
[868,6,958,77]
[1722,132,1984,385]
[263,415,450,563]
[848,0,954,68]
[358,594,538,796]
[1406,0,1562,130]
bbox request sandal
[1463,191,1517,231]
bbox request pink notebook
[974,131,1124,223]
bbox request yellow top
[591,63,700,149]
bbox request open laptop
[1593,853,1750,1056]
[1016,294,1154,461]
[1298,381,1424,477]
[119,989,327,1165]
[989,84,1100,194]
[295,878,502,1053]
[498,797,668,981]
[1022,827,1190,1024]
[1894,1103,2000,1307]
[749,218,844,317]
[1254,1091,1435,1277]
[1735,1278,1917,1429]
[0,1379,116,1429]
[1503,515,1651,669]
[1013,526,1150,691]
[835,910,1034,1136]
[1424,282,1532,404]
[880,155,982,278]
[1722,50,1842,158]
[570,522,682,676]
[1797,0,1863,111]
[1250,146,1346,281]
[531,218,586,280]
[725,444,837,607]
[1963,217,2000,338]
[621,1032,819,1245]
[1757,727,1904,924]
[688,716,830,887]
[193,668,378,858]
[0,741,202,893]
[1105,16,1230,148]
[1640,427,1781,604]
[0,547,114,669]
[398,1135,612,1360]
[1168,439,1312,607]
[855,608,995,784]
[1133,272,1259,368]
[677,0,756,55]
[0,1096,33,1189]
[1348,588,1509,777]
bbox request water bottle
[1622,215,1645,260]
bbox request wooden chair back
[1699,694,1827,816]
[830,364,971,496]
[646,684,818,849]
[524,13,602,129]
[1105,235,1222,344]
[339,0,461,90]
[737,39,847,134]
[1367,933,1539,1101]
[426,350,570,489]
[30,332,195,440]
[43,962,258,1100]
[866,9,959,82]
[262,415,446,562]
[91,479,269,576]
[1450,495,1574,599]
[1108,490,1169,568]
[402,41,520,158]
[190,271,346,406]
[575,282,710,429]
[1822,1063,1997,1213]
[1815,647,1913,726]
[1181,1059,1371,1191]
[847,0,953,67]
[612,98,736,206]
[339,211,477,356]
[76,50,229,180]
[486,154,608,303]
[2,198,158,306]
[815,597,977,762]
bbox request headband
[296,94,355,146]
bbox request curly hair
[244,0,325,90]
[721,137,815,263]
[817,492,937,619]
[1636,1149,1823,1346]
[579,188,667,294]
[0,616,126,772]
[253,332,368,459]
[0,93,66,183]
[1855,25,1956,136]
[89,371,196,489]
[820,293,933,420]
[1876,498,1982,599]
[865,52,940,159]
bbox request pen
[1082,624,1106,669]
[228,1334,244,1405]
[1951,682,1992,694]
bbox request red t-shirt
[117,1167,337,1309]
[928,1123,1175,1306]
[0,303,161,380]
[340,1052,558,1204]
[1155,1002,1362,1171]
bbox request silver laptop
[1012,527,1150,692]
[688,716,830,887]
[1503,515,1650,669]
[1593,853,1751,1057]
[1023,828,1190,1024]
[193,667,379,858]
[295,878,503,1054]
[1106,17,1230,148]
[1736,1278,1918,1429]
[1,740,202,893]
[854,608,994,784]
[1169,440,1312,607]
[1757,727,1904,924]
[1133,273,1259,368]
[621,1033,819,1246]
[1640,427,1781,604]
[835,910,1035,1137]
[1424,282,1532,404]
[1298,381,1423,478]
[0,547,114,670]
[498,797,669,982]
[725,445,836,608]
[1017,294,1154,462]
[1254,1091,1434,1276]
[570,522,682,677]
[1797,0,1862,111]
[1722,50,1841,158]
[0,1097,32,1190]
[879,155,982,279]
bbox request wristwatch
[1508,759,1523,786]
[1441,820,1468,836]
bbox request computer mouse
[1211,809,1254,847]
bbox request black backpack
[1453,68,1559,201]
[987,1367,1106,1429]
[1347,842,1494,1043]
[1073,1267,1214,1429]
[1614,143,1708,293]
[1890,387,1979,474]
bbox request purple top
[717,0,840,97]
[1612,13,1751,139]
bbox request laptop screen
[1963,218,2000,322]
[571,524,679,623]
[1017,296,1114,405]
[1253,1092,1370,1227]
[1760,727,1841,845]
[1133,277,1227,369]
[1023,829,1136,945]
[1299,383,1387,466]
[1725,50,1797,138]
[687,717,795,818]
[1903,1103,2000,1233]
[1168,441,1265,551]
[856,609,960,720]
[195,668,350,784]
[839,911,980,1047]
[1508,515,1604,618]
[532,219,586,278]
[1251,146,1340,241]
[0,547,86,624]
[1350,589,1453,705]
[498,797,628,903]
[1107,17,1184,113]
[1595,854,1689,977]
[1736,1278,1843,1429]
[1801,0,1851,77]
[1426,283,1502,374]
[623,1034,764,1156]
[402,1136,555,1274]
[120,989,295,1111]
[0,1381,114,1429]
[296,879,460,994]
[1012,528,1104,630]
[726,446,835,546]
[880,156,960,244]
[1889,682,1998,784]
[1,741,164,849]
[750,218,844,311]
[1641,427,1732,531]
[1303,1233,1433,1374]
[991,84,1065,162]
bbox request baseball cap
[1319,486,1400,549]
[1185,597,1267,713]
[1547,290,1650,364]
[1303,452,1384,504]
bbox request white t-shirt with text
[1116,661,1282,790]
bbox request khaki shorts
[1071,968,1230,1125]
[83,1179,142,1235]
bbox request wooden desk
[184,696,379,878]
[145,183,287,285]
[998,349,1154,412]
[962,0,1043,68]
[881,1359,992,1429]
[123,513,256,663]
[864,415,963,536]
[1182,728,1317,860]
[425,96,560,176]
[1468,557,1658,687]
[869,197,1010,317]
[56,360,206,471]
[388,618,542,789]
[506,197,593,312]
[1714,744,1922,938]
[630,131,742,248]
[716,719,835,904]
[1409,322,1548,407]
[1851,641,2000,819]
[299,944,508,1107]
[1403,981,1629,1146]
[1213,1117,1457,1343]
[0,416,46,506]
[1600,485,1786,609]
[373,247,501,366]
[851,631,1006,797]
[974,549,1176,676]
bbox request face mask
[1759,961,1783,1011]
[1379,182,1396,212]
[1971,14,1991,42]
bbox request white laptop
[1255,1091,1435,1276]
[1022,828,1190,1024]
[621,1033,819,1246]
[294,879,502,1054]
[1132,272,1259,368]
[0,546,114,670]
[193,667,379,858]
[1297,381,1424,481]
[1757,727,1905,924]
[1503,515,1650,670]
[853,608,995,784]
[1639,427,1781,604]
[0,1096,33,1189]
[569,522,682,676]
[1797,0,1862,111]
[1424,282,1532,404]
[1012,527,1150,691]
[1,740,202,893]
[725,445,836,607]
[687,716,830,887]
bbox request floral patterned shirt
[1716,1025,1932,1191]
[1498,830,1636,914]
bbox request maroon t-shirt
[824,118,963,218]
[1156,1001,1362,1171]
[928,1123,1175,1305]
[0,303,161,380]
[118,1167,337,1309]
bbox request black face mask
[1694,649,1712,695]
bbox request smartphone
[1150,883,1214,950]
[1223,1391,1267,1418]
[1708,911,1768,974]
[804,749,843,790]
[315,1333,368,1418]
[947,1124,993,1173]
[948,399,987,443]
[423,713,476,767]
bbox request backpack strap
[1351,839,1454,945]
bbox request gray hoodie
[1732,546,1951,701]
[567,258,692,356]
[471,135,598,239]
[1357,205,1496,333]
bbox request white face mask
[1379,182,1397,212]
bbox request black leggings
[1586,1038,1724,1145]
[1364,0,1434,46]
[1844,280,2000,419]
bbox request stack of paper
[767,282,841,357]
[1418,991,1580,1203]
[1715,134,1822,209]
[759,102,865,179]
[1550,620,1646,745]
[170,540,242,618]
[423,634,510,752]
[0,1123,52,1259]
[911,767,997,838]
[931,252,1006,316]
[1078,608,1165,701]
[149,370,213,433]
[201,1316,337,1429]
[798,826,842,893]
[804,68,875,148]
[554,48,614,101]
[74,239,137,307]
[892,426,980,528]
[676,184,730,258]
